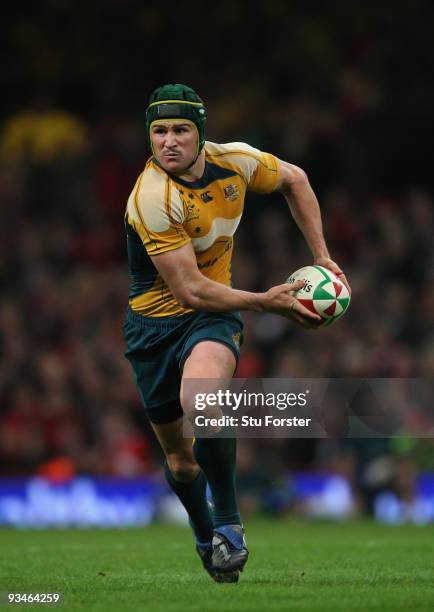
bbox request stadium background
[0,2,433,527]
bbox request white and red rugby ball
[286,265,350,326]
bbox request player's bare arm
[275,160,351,293]
[151,243,321,329]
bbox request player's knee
[167,455,199,483]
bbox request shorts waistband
[125,306,196,329]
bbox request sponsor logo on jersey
[200,190,213,203]
[223,184,239,201]
[197,239,232,270]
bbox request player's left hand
[314,257,351,294]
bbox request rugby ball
[286,265,350,326]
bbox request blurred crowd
[0,3,433,518]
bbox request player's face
[150,121,198,173]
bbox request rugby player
[123,84,349,582]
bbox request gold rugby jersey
[125,141,280,317]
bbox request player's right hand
[263,281,322,330]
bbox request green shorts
[123,307,243,424]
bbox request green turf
[1,519,433,611]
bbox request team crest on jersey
[223,184,239,201]
[200,191,213,203]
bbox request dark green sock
[163,461,214,544]
[193,438,241,527]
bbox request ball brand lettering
[288,276,312,292]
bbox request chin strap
[152,151,203,175]
[185,152,200,170]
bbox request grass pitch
[1,519,433,611]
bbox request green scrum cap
[146,84,207,156]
